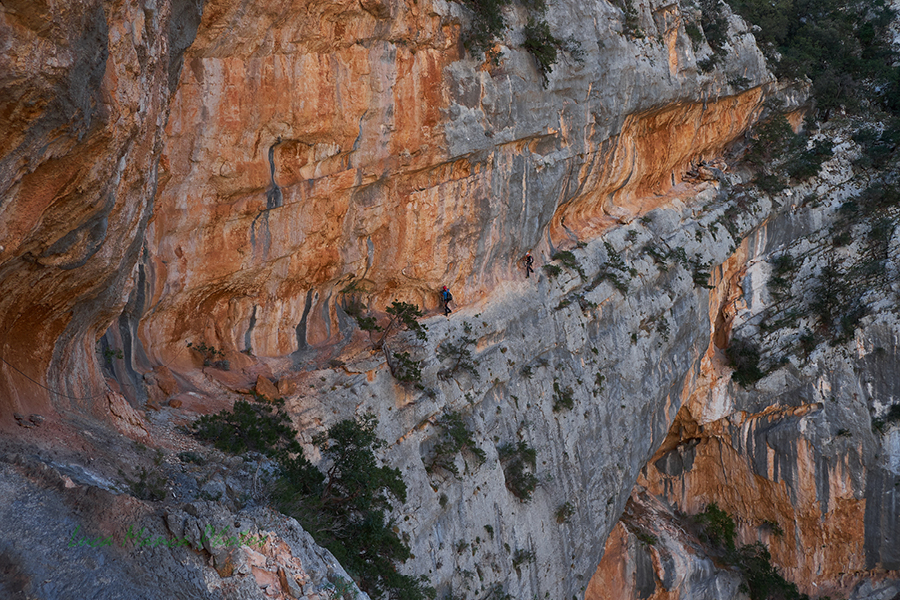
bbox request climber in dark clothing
[523,251,535,278]
[441,286,453,316]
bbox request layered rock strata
[13,0,885,599]
[591,125,900,598]
[268,175,781,599]
[128,0,770,380]
[0,0,203,419]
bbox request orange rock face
[138,0,464,368]
[0,0,772,420]
[555,88,765,242]
[132,0,771,376]
[0,0,200,422]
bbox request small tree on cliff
[374,301,428,349]
[350,300,427,385]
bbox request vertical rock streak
[0,0,204,416]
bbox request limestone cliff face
[275,176,772,600]
[129,0,770,376]
[11,0,878,598]
[589,128,900,599]
[0,0,202,419]
[102,5,777,596]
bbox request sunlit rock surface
[133,0,769,372]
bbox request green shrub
[695,502,736,550]
[102,347,124,363]
[511,548,536,568]
[555,501,575,523]
[634,530,658,546]
[786,139,834,181]
[698,0,728,50]
[300,415,433,600]
[593,372,605,396]
[726,338,766,387]
[187,341,228,369]
[522,18,563,86]
[125,467,168,502]
[685,21,704,48]
[728,75,751,89]
[603,242,627,272]
[643,244,669,270]
[872,403,900,434]
[498,441,538,501]
[427,410,487,477]
[594,270,629,293]
[768,254,796,302]
[552,380,575,412]
[854,120,900,169]
[691,0,729,72]
[797,330,817,358]
[746,115,795,165]
[868,217,894,259]
[378,301,427,346]
[551,250,586,280]
[809,263,868,345]
[697,56,718,72]
[345,299,382,333]
[485,583,513,600]
[737,542,809,600]
[390,351,423,384]
[459,0,511,59]
[456,0,579,83]
[760,520,784,537]
[437,322,478,379]
[771,254,795,277]
[754,173,787,194]
[887,404,900,424]
[192,404,433,600]
[324,575,359,600]
[542,264,562,278]
[690,505,808,600]
[189,396,304,458]
[616,0,644,38]
[690,258,714,289]
[857,183,900,214]
[729,0,898,116]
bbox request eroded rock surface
[0,0,202,418]
[596,122,900,598]
[4,0,899,598]
[131,0,770,376]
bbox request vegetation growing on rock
[497,441,538,501]
[729,0,899,117]
[437,322,479,380]
[692,504,810,600]
[426,410,487,477]
[190,404,433,600]
[455,0,579,85]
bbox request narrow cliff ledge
[0,0,773,424]
[130,0,771,378]
[256,169,783,599]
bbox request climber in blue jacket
[441,286,453,316]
